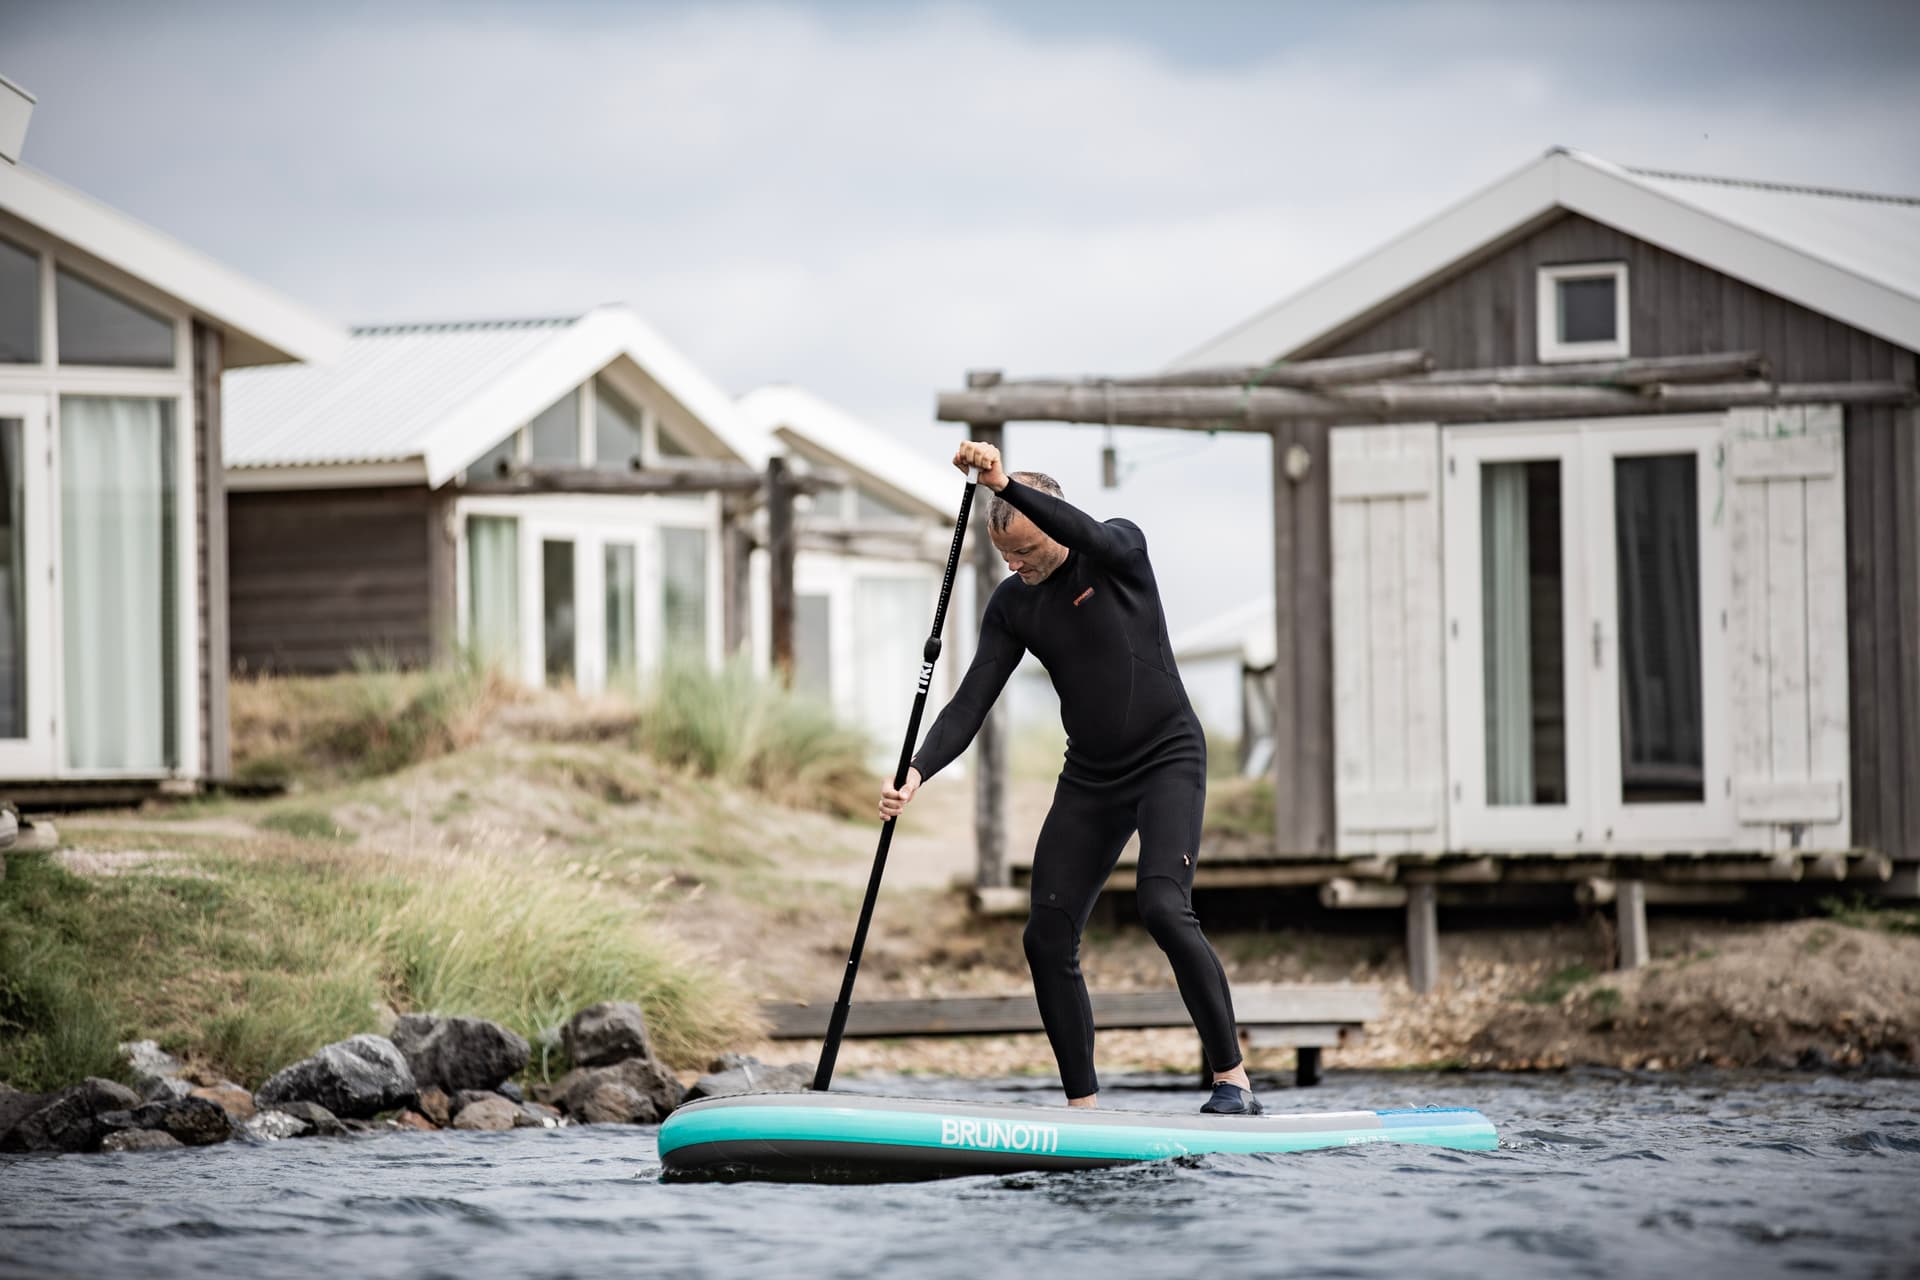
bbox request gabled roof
[1173,148,1920,369]
[0,161,342,368]
[737,384,965,520]
[225,304,769,487]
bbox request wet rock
[245,1110,310,1141]
[0,1084,51,1144]
[191,1083,257,1123]
[416,1085,453,1127]
[685,1058,816,1101]
[452,1089,497,1115]
[100,1129,185,1154]
[120,1040,189,1099]
[495,1080,525,1104]
[1797,1046,1836,1073]
[99,1096,233,1147]
[389,1014,530,1094]
[255,1035,416,1119]
[0,1078,141,1153]
[520,1101,562,1128]
[562,1002,652,1068]
[264,1101,344,1137]
[559,1057,684,1125]
[451,1096,520,1131]
[391,1110,437,1132]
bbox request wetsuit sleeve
[909,591,1025,783]
[995,478,1145,564]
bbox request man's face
[990,513,1069,585]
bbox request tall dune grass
[636,658,874,816]
[0,845,754,1093]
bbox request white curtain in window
[660,527,708,660]
[1481,463,1533,806]
[62,396,173,771]
[853,576,930,760]
[467,516,520,672]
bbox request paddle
[812,465,982,1092]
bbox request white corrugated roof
[1175,148,1920,368]
[1170,595,1275,667]
[225,304,769,486]
[737,384,967,519]
[1625,166,1920,309]
[0,162,343,368]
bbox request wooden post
[1406,882,1438,995]
[965,374,1010,892]
[1269,423,1300,854]
[194,323,231,780]
[1616,880,1650,971]
[1268,423,1334,854]
[1295,1046,1323,1088]
[767,456,796,682]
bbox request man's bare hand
[879,767,923,820]
[953,441,1009,492]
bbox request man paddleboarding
[879,440,1257,1116]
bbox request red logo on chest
[1073,588,1095,607]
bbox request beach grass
[0,842,756,1094]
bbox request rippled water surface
[3,1071,1918,1279]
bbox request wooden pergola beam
[935,378,1916,432]
[1012,348,1434,391]
[1418,350,1769,387]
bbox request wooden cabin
[939,148,1919,973]
[222,306,769,689]
[0,82,341,799]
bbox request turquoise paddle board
[658,1091,1497,1183]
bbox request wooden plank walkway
[759,983,1380,1087]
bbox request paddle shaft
[813,468,981,1091]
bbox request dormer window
[1537,262,1628,362]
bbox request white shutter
[1726,405,1851,851]
[1330,424,1446,854]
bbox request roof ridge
[1625,165,1920,206]
[349,314,580,337]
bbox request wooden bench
[759,983,1380,1087]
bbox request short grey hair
[988,470,1063,534]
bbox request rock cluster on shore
[0,1001,809,1156]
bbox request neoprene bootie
[1200,1082,1263,1116]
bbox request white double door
[1442,418,1731,851]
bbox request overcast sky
[5,0,1918,671]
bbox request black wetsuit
[911,478,1240,1098]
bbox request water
[3,1070,1918,1279]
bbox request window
[660,527,708,659]
[594,379,642,473]
[855,485,916,524]
[1537,262,1628,362]
[60,397,177,769]
[605,542,637,684]
[655,418,695,459]
[468,431,519,480]
[542,539,576,684]
[0,237,38,364]
[793,592,831,700]
[467,516,520,671]
[527,390,579,464]
[56,267,174,368]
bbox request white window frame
[0,220,199,781]
[1537,261,1630,363]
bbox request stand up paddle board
[658,1092,1498,1183]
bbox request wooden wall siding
[425,490,459,663]
[227,487,434,674]
[1328,424,1444,854]
[1270,421,1335,854]
[193,323,230,779]
[1726,406,1850,850]
[1845,403,1920,860]
[1304,210,1920,861]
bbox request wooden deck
[759,983,1380,1087]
